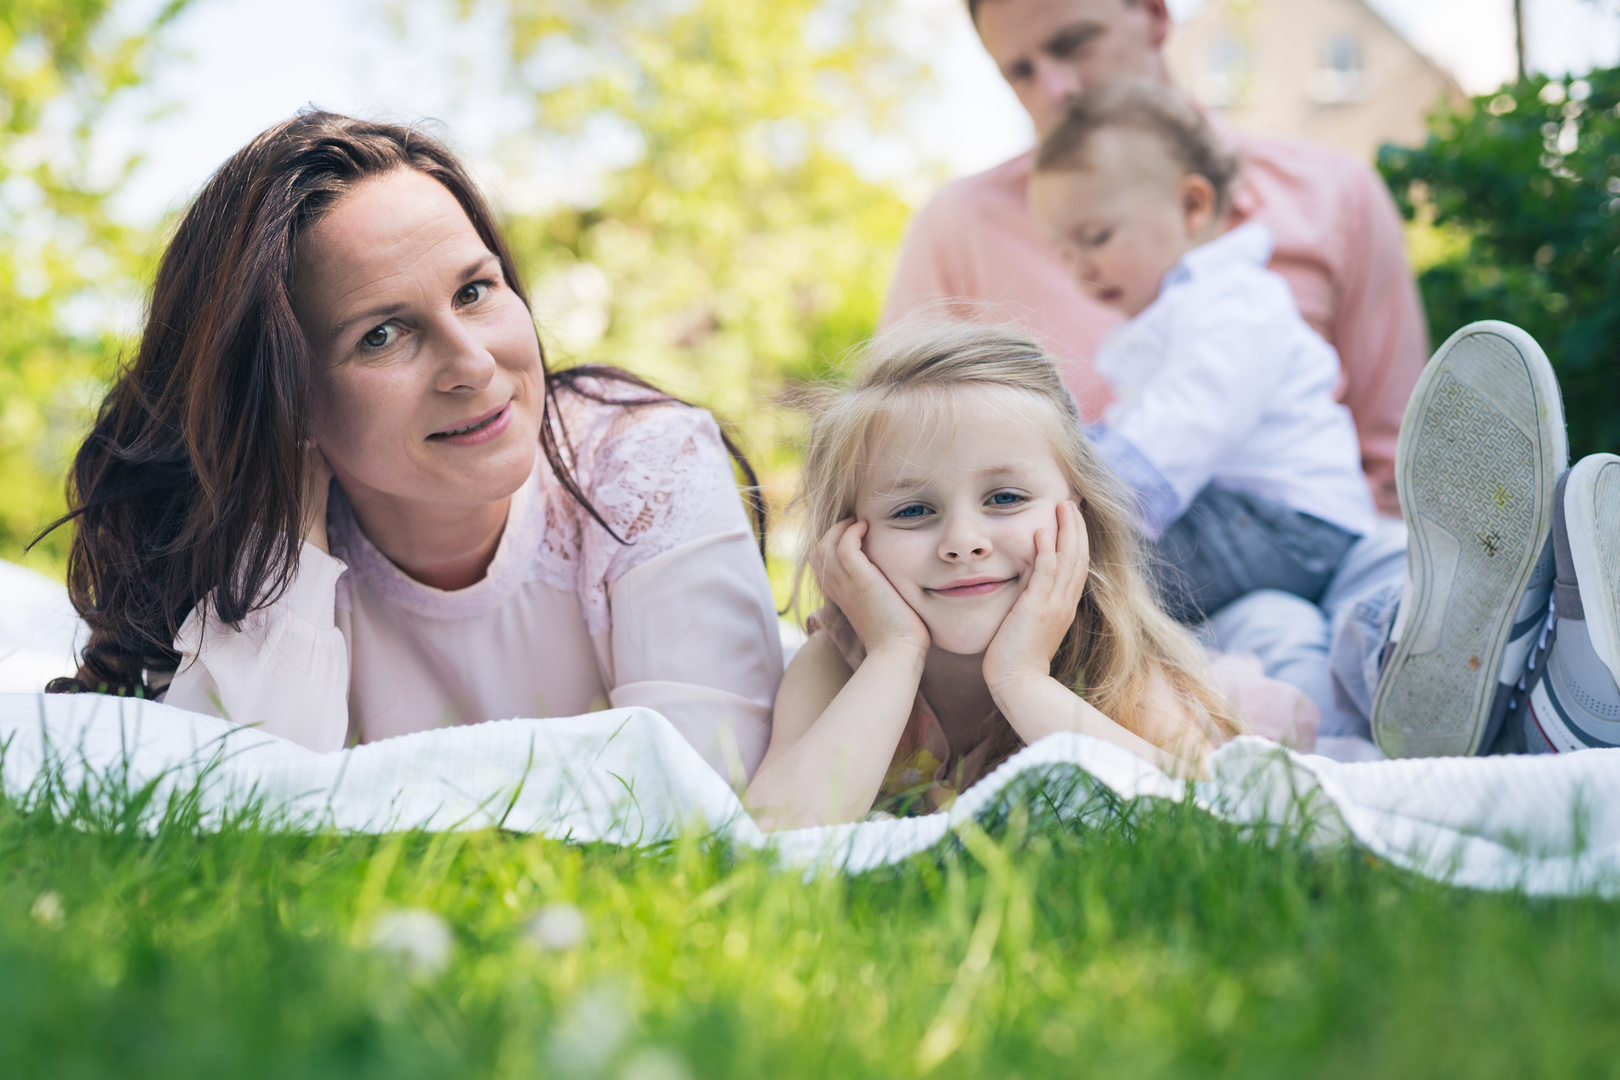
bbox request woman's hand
[983,500,1089,698]
[810,518,930,663]
[300,441,334,554]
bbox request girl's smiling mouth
[428,402,510,444]
[927,576,1017,598]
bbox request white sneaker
[1372,321,1568,757]
[1520,455,1620,752]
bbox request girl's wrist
[987,668,1057,710]
[865,638,929,674]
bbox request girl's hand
[300,441,334,554]
[810,518,930,661]
[984,500,1089,696]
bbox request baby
[1028,80,1376,623]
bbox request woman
[47,112,782,778]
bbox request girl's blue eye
[894,504,929,519]
[989,491,1025,506]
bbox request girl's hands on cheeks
[811,518,930,664]
[983,500,1089,698]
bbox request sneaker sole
[1564,453,1620,685]
[1372,321,1568,757]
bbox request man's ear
[1179,173,1218,237]
[1135,0,1173,48]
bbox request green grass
[3,767,1619,1079]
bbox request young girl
[744,323,1245,831]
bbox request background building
[1165,0,1467,159]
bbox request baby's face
[1029,128,1200,318]
[855,389,1080,657]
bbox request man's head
[969,0,1171,138]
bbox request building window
[1309,34,1366,104]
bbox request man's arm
[1333,163,1429,516]
[880,193,966,329]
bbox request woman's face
[294,169,544,515]
[854,389,1081,656]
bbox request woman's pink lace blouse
[166,384,784,780]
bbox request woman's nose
[433,319,497,393]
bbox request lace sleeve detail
[547,395,733,635]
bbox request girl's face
[855,388,1082,656]
[294,169,545,516]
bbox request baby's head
[797,322,1239,740]
[1029,79,1239,317]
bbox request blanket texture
[3,692,1619,896]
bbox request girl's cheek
[865,530,922,588]
[865,536,906,580]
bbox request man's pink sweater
[881,135,1428,516]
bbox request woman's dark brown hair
[43,111,762,696]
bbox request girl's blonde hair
[795,320,1242,751]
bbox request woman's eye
[360,323,396,349]
[456,282,488,306]
[1086,229,1111,247]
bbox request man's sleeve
[880,194,965,329]
[1334,163,1429,516]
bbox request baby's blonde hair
[795,320,1241,750]
[1035,79,1242,214]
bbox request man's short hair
[1033,79,1241,211]
[967,0,1138,24]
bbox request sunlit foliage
[480,0,924,545]
[0,0,187,571]
[1381,68,1620,461]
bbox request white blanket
[4,692,1619,897]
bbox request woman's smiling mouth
[927,576,1017,598]
[428,403,511,444]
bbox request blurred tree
[468,0,926,531]
[1381,68,1620,461]
[0,0,187,571]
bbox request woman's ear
[1179,173,1219,240]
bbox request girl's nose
[939,519,992,561]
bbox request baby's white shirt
[1094,222,1376,540]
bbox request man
[883,0,1427,516]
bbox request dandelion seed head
[368,908,453,978]
[527,902,588,952]
[31,891,65,928]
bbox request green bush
[1380,68,1620,461]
